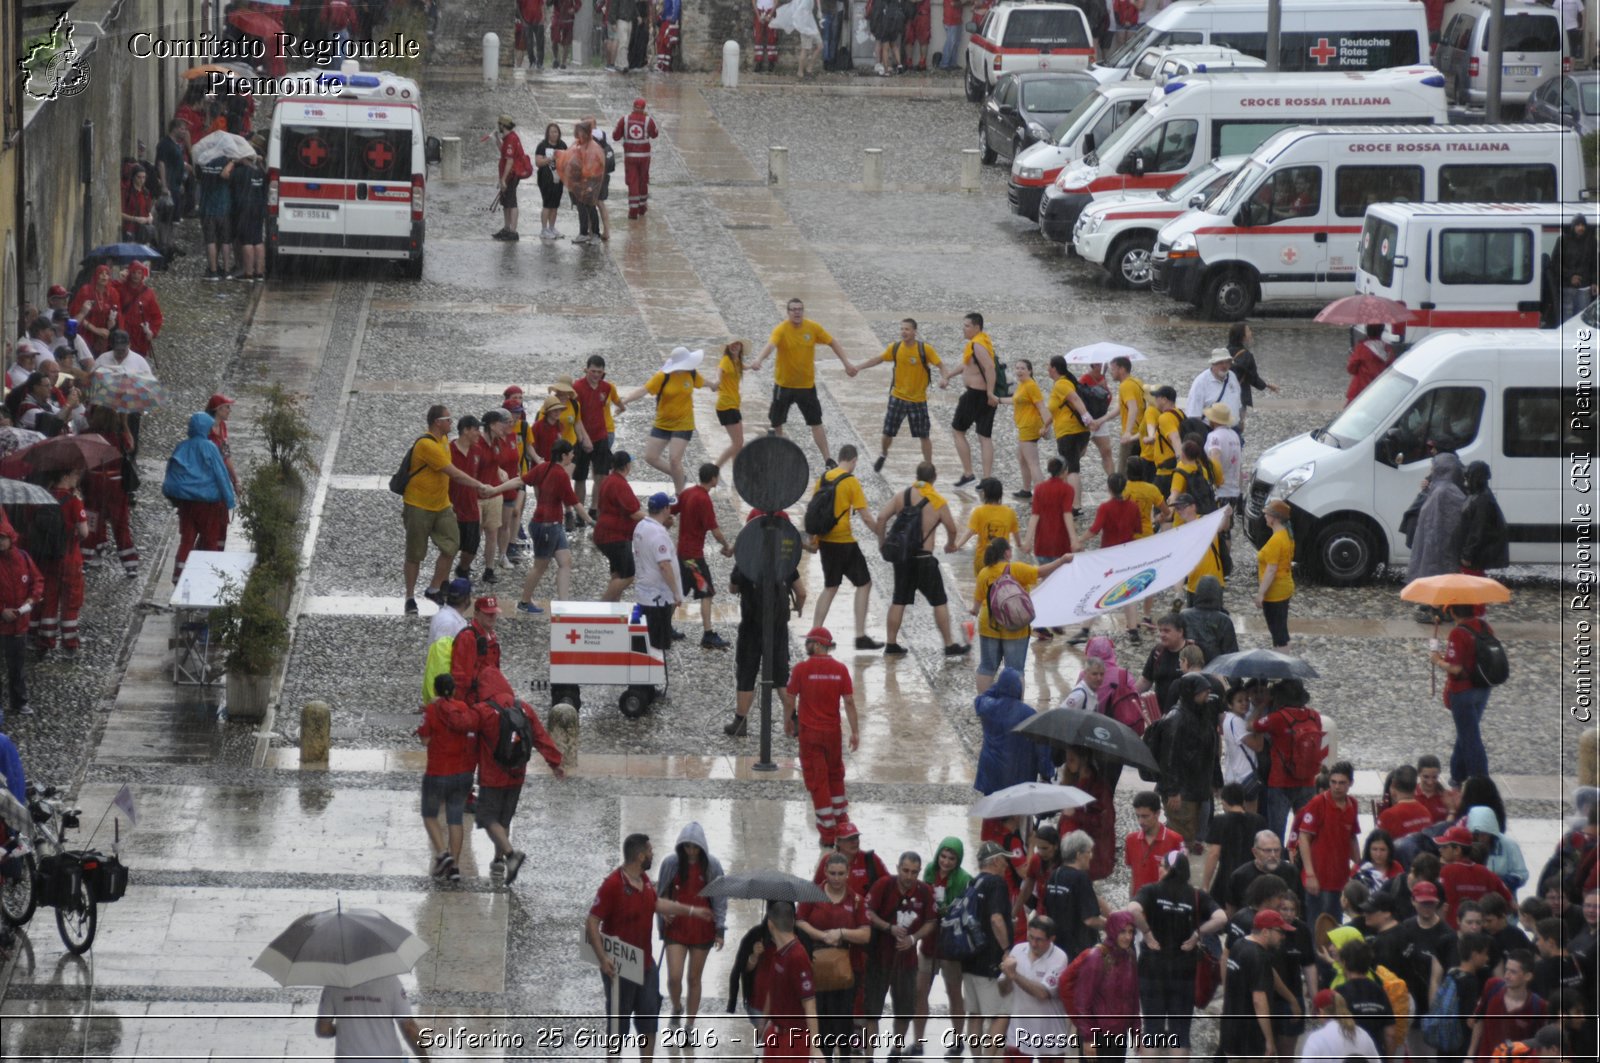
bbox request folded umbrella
[1012,707,1160,775]
[1202,648,1320,680]
[968,782,1095,819]
[0,435,121,477]
[1400,573,1511,607]
[1064,341,1146,364]
[254,906,428,988]
[700,869,829,904]
[90,367,167,414]
[0,479,61,507]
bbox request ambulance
[544,602,668,718]
[1039,68,1448,241]
[266,63,440,278]
[1149,124,1587,320]
[1355,202,1591,339]
[1008,80,1153,220]
[1070,155,1247,288]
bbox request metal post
[1265,0,1281,72]
[754,519,778,772]
[79,120,94,264]
[1485,0,1505,123]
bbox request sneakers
[671,628,686,641]
[432,852,452,878]
[873,454,887,473]
[490,856,506,877]
[491,228,512,240]
[503,850,526,885]
[18,703,33,717]
[481,569,497,584]
[454,564,471,580]
[953,473,976,487]
[503,231,520,242]
[855,635,885,650]
[516,601,544,615]
[203,270,222,281]
[723,714,749,737]
[943,643,972,657]
[422,587,443,605]
[883,643,909,656]
[540,228,557,240]
[1012,490,1033,500]
[404,598,419,615]
[701,631,730,649]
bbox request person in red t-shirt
[1439,824,1514,929]
[812,824,892,895]
[1025,458,1077,563]
[587,833,715,1054]
[493,115,527,241]
[1296,760,1360,925]
[516,0,547,69]
[1090,471,1143,636]
[594,451,645,601]
[573,355,624,510]
[469,666,563,884]
[798,851,872,1056]
[863,852,937,1051]
[760,901,822,1061]
[1249,681,1323,843]
[487,441,592,612]
[1466,953,1548,1063]
[1377,764,1436,841]
[1431,604,1496,786]
[448,415,486,583]
[1125,790,1185,900]
[1414,755,1454,822]
[481,410,522,575]
[657,822,728,1028]
[673,463,733,650]
[787,627,859,846]
[415,674,478,881]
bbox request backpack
[803,472,853,537]
[1274,709,1326,781]
[1183,461,1219,516]
[1102,666,1143,729]
[490,698,534,770]
[880,489,929,564]
[1421,969,1471,1053]
[1375,964,1413,1039]
[1069,371,1112,421]
[1470,626,1509,687]
[1055,943,1100,1021]
[21,504,67,563]
[938,879,988,960]
[1114,0,1139,27]
[1179,415,1211,443]
[388,435,430,496]
[987,564,1036,630]
[600,136,616,174]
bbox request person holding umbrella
[1431,603,1500,785]
[1345,325,1392,405]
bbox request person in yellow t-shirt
[1108,355,1146,474]
[1130,385,1184,497]
[876,461,968,656]
[1256,499,1296,649]
[956,478,1021,577]
[712,339,751,470]
[809,446,884,650]
[999,359,1050,496]
[947,312,1000,487]
[1045,355,1094,504]
[1169,439,1224,506]
[971,536,1072,693]
[850,318,946,469]
[1122,460,1169,540]
[623,346,716,496]
[403,404,490,615]
[1164,492,1229,600]
[751,297,857,464]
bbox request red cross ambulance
[546,602,668,718]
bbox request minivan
[1435,0,1569,108]
[1245,329,1574,584]
[1120,44,1267,83]
[1008,80,1152,220]
[965,3,1096,101]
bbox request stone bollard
[441,137,462,182]
[863,148,884,191]
[768,146,789,187]
[960,148,981,192]
[547,702,581,768]
[723,41,741,88]
[301,700,331,764]
[483,33,500,83]
[1581,725,1598,788]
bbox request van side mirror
[1188,193,1205,209]
[1082,133,1096,156]
[425,136,442,164]
[1375,428,1402,468]
[1117,153,1146,176]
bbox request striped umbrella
[254,905,429,988]
[90,367,167,414]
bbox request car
[1435,0,1569,109]
[1525,71,1599,136]
[965,3,1094,103]
[979,71,1097,167]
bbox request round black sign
[732,434,810,513]
[733,516,804,586]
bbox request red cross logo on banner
[565,629,582,644]
[365,140,395,172]
[1309,38,1338,66]
[299,137,329,168]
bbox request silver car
[1525,71,1599,137]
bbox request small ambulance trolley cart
[542,601,668,718]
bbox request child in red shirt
[1091,472,1143,636]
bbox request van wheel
[1202,269,1255,320]
[1109,236,1155,290]
[618,687,653,719]
[978,124,996,165]
[402,252,424,280]
[1312,519,1377,586]
[965,62,985,103]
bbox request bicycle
[1,784,124,955]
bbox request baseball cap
[1361,893,1396,915]
[1171,493,1197,509]
[206,394,235,411]
[1411,881,1440,904]
[1253,909,1289,932]
[474,596,501,615]
[47,284,68,299]
[633,97,647,110]
[1209,348,1234,364]
[444,578,472,602]
[835,821,861,840]
[1312,988,1336,1011]
[647,492,675,513]
[1533,1025,1563,1049]
[1439,825,1475,847]
[804,627,835,647]
[976,841,1008,865]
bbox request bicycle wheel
[0,853,37,926]
[55,874,96,955]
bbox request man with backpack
[786,627,859,847]
[469,666,564,885]
[953,841,1016,1055]
[451,596,503,705]
[877,462,969,659]
[396,405,493,616]
[806,446,883,650]
[972,537,1072,694]
[1247,679,1324,843]
[1425,929,1494,1060]
[849,318,946,470]
[1430,603,1505,785]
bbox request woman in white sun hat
[624,346,715,495]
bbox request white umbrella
[192,130,254,165]
[1064,342,1146,364]
[254,906,429,988]
[967,782,1095,819]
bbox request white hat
[661,346,705,374]
[1209,348,1234,365]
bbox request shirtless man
[948,311,998,487]
[875,461,970,658]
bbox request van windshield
[1054,91,1107,145]
[1104,25,1165,68]
[1322,370,1416,448]
[1214,160,1266,215]
[1160,160,1223,202]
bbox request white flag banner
[111,783,139,830]
[1031,507,1232,627]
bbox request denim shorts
[977,634,1029,677]
[649,427,693,441]
[532,521,570,559]
[420,771,474,825]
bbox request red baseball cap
[1439,825,1475,847]
[475,596,501,614]
[1312,989,1336,1011]
[1252,909,1289,932]
[47,284,68,299]
[804,627,835,647]
[1411,881,1440,904]
[835,821,861,839]
[206,394,235,411]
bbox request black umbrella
[1012,708,1160,775]
[1203,649,1319,680]
[700,870,829,904]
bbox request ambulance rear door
[276,102,348,252]
[343,103,415,258]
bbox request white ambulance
[1008,80,1153,220]
[266,64,440,278]
[1041,68,1448,241]
[1071,155,1247,288]
[1150,124,1587,320]
[964,3,1096,102]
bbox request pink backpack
[1102,665,1143,730]
[987,564,1036,630]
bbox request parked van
[267,64,439,278]
[1150,124,1586,320]
[1091,0,1428,83]
[1041,68,1448,238]
[1071,155,1247,287]
[1008,80,1152,220]
[1121,44,1267,83]
[965,3,1095,102]
[1245,329,1573,583]
[1356,202,1590,336]
[1435,0,1569,108]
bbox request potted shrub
[212,571,291,721]
[257,382,317,505]
[239,463,301,613]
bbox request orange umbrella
[1400,574,1511,607]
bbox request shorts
[532,521,570,559]
[403,504,461,565]
[538,178,564,210]
[883,397,931,439]
[864,963,917,1021]
[769,385,824,428]
[602,963,661,1037]
[234,213,264,244]
[735,619,791,691]
[598,539,635,579]
[952,388,997,437]
[573,437,611,484]
[977,634,1029,677]
[1055,432,1089,474]
[457,520,482,558]
[1091,413,1114,438]
[819,541,871,589]
[891,554,947,608]
[201,215,230,244]
[421,771,473,825]
[474,783,522,831]
[716,407,742,426]
[650,426,693,441]
[1136,969,1194,1046]
[962,973,1012,1018]
[499,177,520,209]
[480,492,504,532]
[599,174,611,202]
[680,557,714,600]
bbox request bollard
[1319,713,1337,768]
[483,33,500,83]
[863,148,884,191]
[768,146,789,187]
[301,700,331,764]
[1581,726,1598,788]
[440,136,462,182]
[723,40,741,88]
[960,148,981,192]
[547,702,581,768]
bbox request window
[1239,165,1321,226]
[1504,388,1586,458]
[1438,228,1534,286]
[1335,166,1424,218]
[1132,51,1163,80]
[280,125,347,180]
[1501,14,1562,53]
[1444,16,1473,51]
[1211,32,1267,59]
[1022,78,1092,114]
[1087,100,1140,153]
[1002,11,1089,50]
[1213,119,1297,158]
[1387,386,1486,463]
[1360,217,1401,287]
[1578,77,1600,115]
[1438,164,1558,204]
[996,76,1018,107]
[348,128,411,182]
[1127,119,1198,174]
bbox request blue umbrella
[86,243,164,264]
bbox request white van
[1245,329,1573,584]
[267,65,439,278]
[964,3,1095,101]
[1435,0,1570,108]
[1150,123,1587,319]
[1008,80,1152,220]
[1091,0,1429,83]
[1122,44,1268,83]
[1071,155,1247,287]
[1042,68,1448,238]
[1356,202,1590,337]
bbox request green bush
[212,570,291,677]
[239,463,300,575]
[258,383,317,481]
[1582,130,1599,176]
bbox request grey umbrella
[700,870,829,904]
[253,905,429,988]
[1012,707,1161,775]
[0,478,60,507]
[968,782,1095,819]
[1203,649,1319,680]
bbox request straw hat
[1203,402,1235,426]
[723,338,751,360]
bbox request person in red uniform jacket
[34,467,88,657]
[798,851,872,1058]
[0,512,43,720]
[517,0,547,70]
[1345,325,1391,404]
[614,98,660,219]
[113,261,163,358]
[587,833,715,1053]
[752,0,779,73]
[657,822,728,1027]
[760,901,823,1061]
[70,265,118,355]
[787,627,859,845]
[1295,759,1361,926]
[450,597,502,704]
[206,394,239,494]
[550,0,581,69]
[469,665,563,883]
[1438,824,1514,929]
[448,414,487,581]
[415,673,478,881]
[81,406,140,576]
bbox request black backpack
[803,471,853,537]
[1470,625,1509,686]
[601,136,616,174]
[879,488,929,564]
[19,503,67,563]
[1179,415,1212,443]
[1184,460,1219,516]
[490,698,534,770]
[388,435,430,496]
[1067,370,1111,421]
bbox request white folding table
[169,550,256,686]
